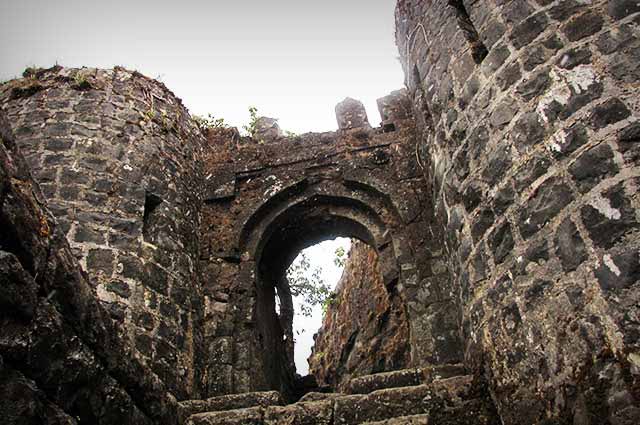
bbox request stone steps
[361,414,430,424]
[344,364,466,394]
[181,372,499,425]
[179,391,283,422]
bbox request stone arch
[237,176,411,399]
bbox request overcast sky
[0,0,403,133]
[0,0,401,374]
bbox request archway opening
[247,187,415,404]
[253,196,389,400]
[284,237,352,376]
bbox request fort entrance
[199,93,462,399]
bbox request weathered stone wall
[396,0,640,423]
[308,240,411,390]
[0,109,179,424]
[0,67,206,399]
[197,91,461,400]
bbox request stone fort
[1,1,639,424]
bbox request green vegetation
[287,251,331,317]
[242,105,259,137]
[286,245,349,317]
[334,246,347,267]
[193,113,228,131]
[143,108,156,121]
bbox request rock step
[184,375,499,425]
[345,364,466,394]
[299,392,344,403]
[361,414,430,424]
[186,406,264,425]
[335,375,495,424]
[179,391,283,421]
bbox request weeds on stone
[193,113,228,132]
[72,70,92,90]
[242,106,259,137]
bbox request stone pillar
[254,117,283,142]
[377,89,413,132]
[336,97,371,130]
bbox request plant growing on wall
[287,251,332,317]
[193,113,227,131]
[242,106,259,137]
[286,246,349,317]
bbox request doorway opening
[283,237,352,376]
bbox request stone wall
[0,66,206,399]
[396,0,640,423]
[195,91,462,400]
[309,240,411,390]
[0,109,179,424]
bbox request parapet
[254,116,284,142]
[335,97,371,130]
[377,89,412,132]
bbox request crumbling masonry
[1,1,639,424]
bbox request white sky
[291,238,351,375]
[0,0,404,133]
[0,0,402,374]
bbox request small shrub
[193,113,228,131]
[242,106,259,137]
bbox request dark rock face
[0,67,206,400]
[0,109,179,424]
[396,0,640,423]
[308,241,411,390]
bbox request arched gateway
[199,92,462,399]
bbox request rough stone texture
[0,108,179,424]
[186,407,264,425]
[335,98,371,130]
[344,365,466,395]
[0,66,206,400]
[179,391,283,420]
[264,400,334,425]
[253,117,284,142]
[396,0,640,423]
[196,89,458,401]
[1,66,460,410]
[333,376,497,424]
[1,1,640,422]
[345,369,422,395]
[309,241,411,390]
[361,415,430,425]
[181,371,496,425]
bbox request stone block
[581,183,639,249]
[264,400,333,425]
[569,144,617,193]
[562,11,604,41]
[554,218,587,272]
[590,98,631,130]
[518,178,574,239]
[511,12,549,49]
[608,0,640,19]
[180,391,283,418]
[346,369,422,395]
[336,98,371,130]
[186,407,264,425]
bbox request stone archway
[238,178,406,398]
[198,94,464,399]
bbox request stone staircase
[179,365,499,425]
